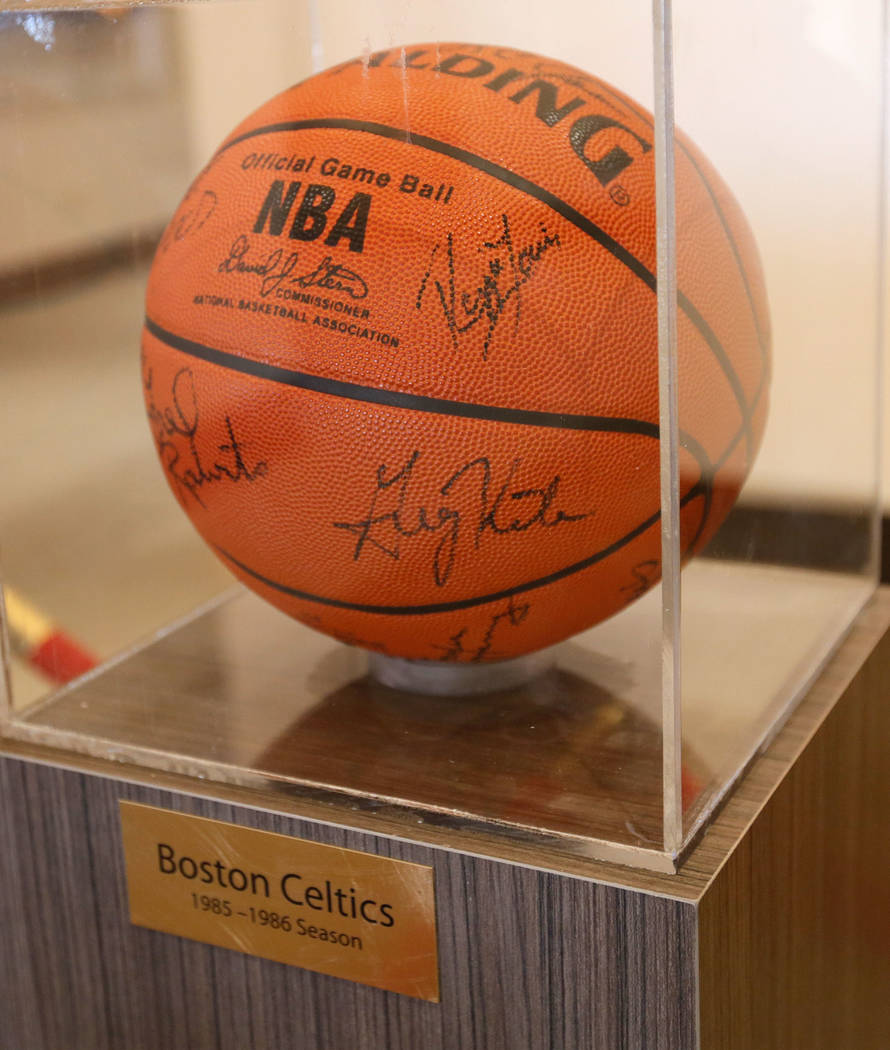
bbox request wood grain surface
[698,598,890,1050]
[0,759,696,1050]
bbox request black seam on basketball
[216,479,704,615]
[146,316,718,499]
[220,119,656,284]
[591,83,770,406]
[146,312,721,566]
[144,317,710,472]
[711,413,749,476]
[214,117,752,441]
[590,84,769,349]
[674,150,770,380]
[574,82,765,557]
[680,477,713,555]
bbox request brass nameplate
[119,802,439,1001]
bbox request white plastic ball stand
[368,650,554,696]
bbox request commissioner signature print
[332,450,591,587]
[217,236,369,299]
[415,213,561,359]
[143,363,268,507]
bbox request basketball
[142,42,769,663]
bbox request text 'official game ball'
[142,43,770,663]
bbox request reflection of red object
[3,585,98,685]
[681,765,705,811]
[28,631,97,684]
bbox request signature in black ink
[217,236,369,299]
[159,188,217,252]
[415,213,561,359]
[332,450,591,587]
[431,598,531,662]
[143,363,267,507]
[620,559,660,603]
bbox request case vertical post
[653,0,684,855]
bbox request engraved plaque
[119,802,439,1001]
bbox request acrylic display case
[1,3,888,1049]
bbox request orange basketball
[143,43,769,663]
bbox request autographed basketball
[143,43,770,663]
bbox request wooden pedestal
[2,593,889,1050]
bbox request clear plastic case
[0,0,885,871]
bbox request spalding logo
[330,47,653,188]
